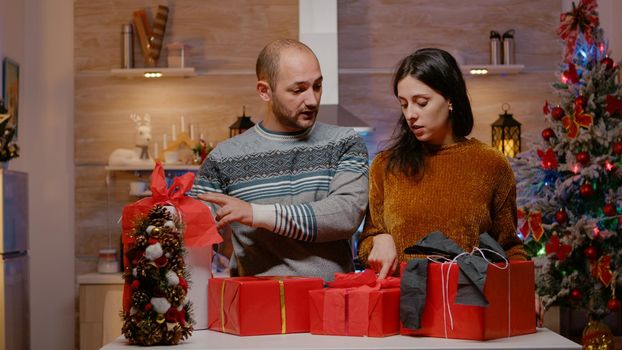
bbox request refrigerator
[0,169,29,350]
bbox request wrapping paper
[309,269,401,337]
[207,276,324,336]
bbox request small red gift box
[401,260,536,340]
[207,276,324,336]
[309,270,401,337]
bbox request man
[190,39,368,281]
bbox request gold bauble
[582,319,614,350]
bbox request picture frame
[2,58,20,140]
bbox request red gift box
[207,276,324,336]
[401,260,536,340]
[309,270,401,337]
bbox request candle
[172,124,177,140]
[190,124,195,140]
[199,132,204,141]
[154,142,159,159]
[180,115,185,133]
[163,134,168,149]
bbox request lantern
[229,106,255,138]
[491,103,521,157]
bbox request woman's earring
[448,102,453,112]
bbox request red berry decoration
[570,288,583,301]
[576,151,590,165]
[579,183,594,198]
[583,246,598,260]
[555,209,568,224]
[607,298,621,312]
[603,203,617,217]
[602,56,614,70]
[542,128,555,141]
[613,141,622,155]
[574,95,587,110]
[551,106,565,120]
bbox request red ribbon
[517,209,544,242]
[591,255,613,286]
[606,95,622,117]
[121,162,222,248]
[556,0,599,63]
[562,104,593,139]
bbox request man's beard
[271,97,317,131]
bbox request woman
[358,48,526,279]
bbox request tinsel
[122,204,193,345]
[511,0,622,319]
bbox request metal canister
[121,23,134,68]
[502,29,515,65]
[489,31,502,65]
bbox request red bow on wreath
[606,95,622,117]
[557,0,599,63]
[562,102,594,139]
[518,208,544,241]
[591,255,613,286]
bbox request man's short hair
[256,39,316,90]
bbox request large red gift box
[207,276,324,336]
[401,260,536,340]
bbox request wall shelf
[461,64,524,76]
[110,67,196,78]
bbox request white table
[101,328,580,350]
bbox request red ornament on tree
[583,246,598,260]
[613,141,622,155]
[551,106,565,120]
[574,95,587,110]
[603,203,617,217]
[555,209,569,224]
[601,56,614,70]
[607,298,621,312]
[542,128,555,141]
[570,288,583,301]
[576,151,590,165]
[579,183,594,198]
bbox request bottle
[502,29,516,65]
[489,31,502,65]
[121,23,134,69]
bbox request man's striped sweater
[189,121,369,281]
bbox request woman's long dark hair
[384,48,474,178]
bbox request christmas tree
[511,0,622,319]
[122,204,194,345]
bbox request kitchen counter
[100,328,580,350]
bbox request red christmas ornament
[570,288,583,301]
[131,280,140,289]
[555,209,569,224]
[574,95,587,110]
[576,151,590,165]
[613,141,622,155]
[583,246,598,260]
[155,255,168,267]
[551,106,565,120]
[144,303,153,312]
[579,183,594,198]
[607,298,621,312]
[542,128,555,141]
[603,203,617,217]
[601,56,614,70]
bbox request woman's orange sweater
[358,138,526,268]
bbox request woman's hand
[367,233,398,279]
